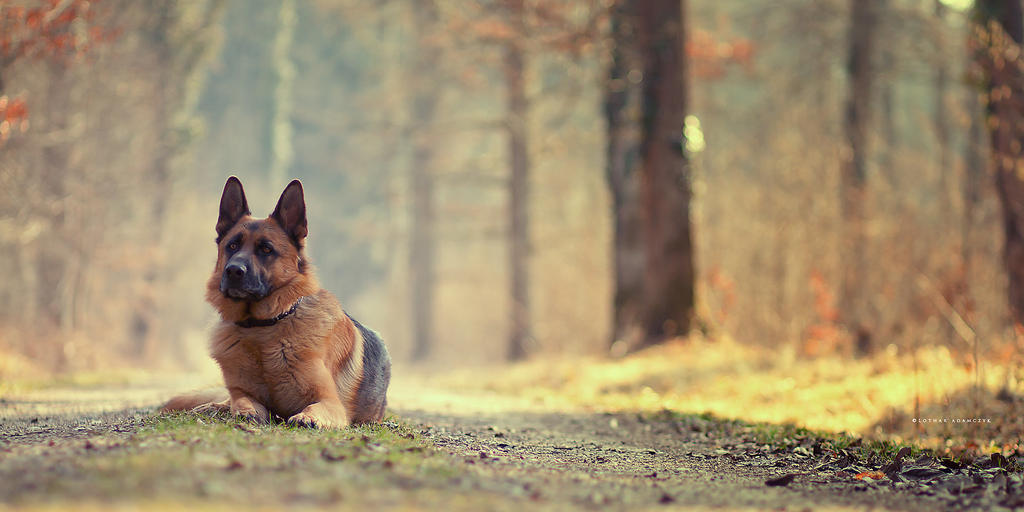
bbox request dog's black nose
[225,263,247,280]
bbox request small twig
[914,274,976,345]
[41,0,76,25]
[915,273,982,418]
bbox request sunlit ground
[408,337,1023,454]
[2,336,1021,457]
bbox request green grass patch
[0,412,462,507]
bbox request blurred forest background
[1,0,1023,406]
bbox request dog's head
[211,176,309,304]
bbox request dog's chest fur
[208,297,362,419]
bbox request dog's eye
[260,244,273,254]
[228,241,239,251]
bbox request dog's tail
[161,388,229,412]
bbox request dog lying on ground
[162,176,391,428]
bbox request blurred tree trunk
[145,0,225,222]
[975,0,1024,327]
[605,0,694,353]
[41,60,73,341]
[504,0,531,362]
[606,0,645,352]
[965,3,988,271]
[934,1,954,226]
[409,0,440,362]
[269,0,296,192]
[880,51,895,181]
[16,241,39,327]
[150,1,175,227]
[135,0,175,359]
[964,76,985,268]
[2,61,38,328]
[840,0,877,355]
[135,0,225,360]
[933,0,960,347]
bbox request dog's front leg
[228,388,270,424]
[286,360,350,429]
[213,341,271,424]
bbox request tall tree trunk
[269,0,296,192]
[409,0,440,362]
[58,251,80,335]
[935,1,954,227]
[606,0,695,352]
[637,0,694,346]
[150,1,175,227]
[976,0,1024,327]
[134,0,174,360]
[963,79,984,267]
[840,0,877,355]
[932,0,962,346]
[606,0,646,351]
[41,59,71,340]
[16,242,39,327]
[131,0,224,362]
[3,62,39,329]
[880,52,896,182]
[504,0,531,361]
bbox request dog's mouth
[223,287,263,301]
[221,281,271,302]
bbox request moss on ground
[0,412,463,508]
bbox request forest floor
[1,339,1022,510]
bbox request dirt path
[0,377,1005,510]
[400,408,962,511]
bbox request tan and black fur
[162,177,391,428]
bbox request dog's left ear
[271,179,308,243]
[217,176,250,241]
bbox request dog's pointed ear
[216,176,250,241]
[271,179,307,244]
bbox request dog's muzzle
[220,258,270,301]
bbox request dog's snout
[225,263,247,280]
[220,256,268,301]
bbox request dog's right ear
[216,176,250,242]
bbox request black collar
[235,296,309,328]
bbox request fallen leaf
[855,471,886,481]
[765,473,798,487]
[901,467,946,480]
[321,449,346,462]
[894,446,912,461]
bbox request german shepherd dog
[162,177,391,428]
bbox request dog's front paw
[286,402,348,429]
[236,410,269,424]
[230,397,270,424]
[286,411,322,429]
